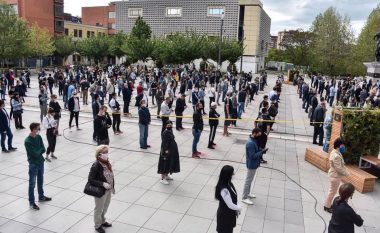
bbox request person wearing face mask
[215,165,242,233]
[42,108,58,162]
[242,128,268,205]
[208,102,220,149]
[68,92,81,130]
[157,121,180,184]
[109,93,122,135]
[11,92,24,129]
[138,99,151,149]
[86,145,114,233]
[38,86,48,123]
[192,102,204,158]
[312,98,327,146]
[94,105,111,146]
[49,94,61,136]
[24,123,52,210]
[324,138,349,213]
[328,183,363,233]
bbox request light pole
[218,12,225,71]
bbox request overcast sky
[64,0,378,37]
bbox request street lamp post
[218,12,225,70]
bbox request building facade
[82,3,116,35]
[114,0,271,73]
[4,0,64,35]
[270,35,278,49]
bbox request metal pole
[218,14,224,70]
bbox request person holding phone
[242,128,268,205]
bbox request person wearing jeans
[237,88,247,118]
[25,122,52,210]
[138,100,151,149]
[324,138,349,213]
[192,103,203,158]
[242,128,267,205]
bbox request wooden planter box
[305,148,330,172]
[342,165,377,193]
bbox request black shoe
[140,147,147,149]
[9,147,17,151]
[96,227,105,233]
[324,206,332,213]
[313,142,318,145]
[20,126,25,129]
[2,149,10,153]
[39,196,52,202]
[30,203,40,210]
[212,143,216,146]
[102,222,112,228]
[260,159,268,164]
[207,145,215,149]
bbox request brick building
[4,0,64,35]
[82,3,116,35]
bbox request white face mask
[100,153,108,161]
[36,130,41,135]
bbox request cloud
[262,0,378,37]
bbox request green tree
[54,35,75,65]
[78,35,111,65]
[0,2,29,66]
[349,4,380,75]
[265,48,288,64]
[207,38,244,65]
[109,31,127,59]
[27,24,55,58]
[131,16,152,40]
[279,29,313,66]
[310,7,355,75]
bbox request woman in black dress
[157,121,180,185]
[215,165,242,233]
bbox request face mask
[167,126,172,130]
[100,153,108,161]
[36,130,41,135]
[339,146,345,154]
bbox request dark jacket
[313,105,326,124]
[88,161,115,195]
[92,101,101,119]
[216,184,238,231]
[68,97,80,112]
[158,128,180,174]
[245,136,262,169]
[238,90,247,102]
[94,115,110,141]
[122,87,132,102]
[49,101,61,120]
[193,110,203,131]
[175,98,186,113]
[138,106,151,125]
[0,108,11,131]
[209,108,220,126]
[328,197,363,233]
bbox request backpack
[268,105,278,117]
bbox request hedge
[341,108,380,164]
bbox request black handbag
[84,182,105,198]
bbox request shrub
[341,108,380,164]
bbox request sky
[64,0,379,37]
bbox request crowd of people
[0,66,371,233]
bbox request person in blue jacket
[242,128,268,205]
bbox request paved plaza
[0,75,379,233]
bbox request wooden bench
[305,147,330,172]
[342,165,377,193]
[359,155,380,169]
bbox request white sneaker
[166,175,173,181]
[248,193,256,199]
[160,179,169,185]
[242,198,254,205]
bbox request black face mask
[167,126,172,130]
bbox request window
[74,29,78,37]
[54,4,64,17]
[55,20,64,33]
[108,23,115,29]
[79,30,82,38]
[128,8,143,18]
[87,31,91,38]
[207,6,225,16]
[166,7,182,17]
[91,31,95,37]
[11,4,18,15]
[108,11,115,18]
[64,28,69,35]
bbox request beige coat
[328,149,349,178]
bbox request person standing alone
[208,102,220,149]
[242,128,268,205]
[68,92,81,130]
[0,100,17,152]
[25,123,52,210]
[192,102,204,158]
[175,94,186,131]
[138,99,151,149]
[42,108,58,162]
